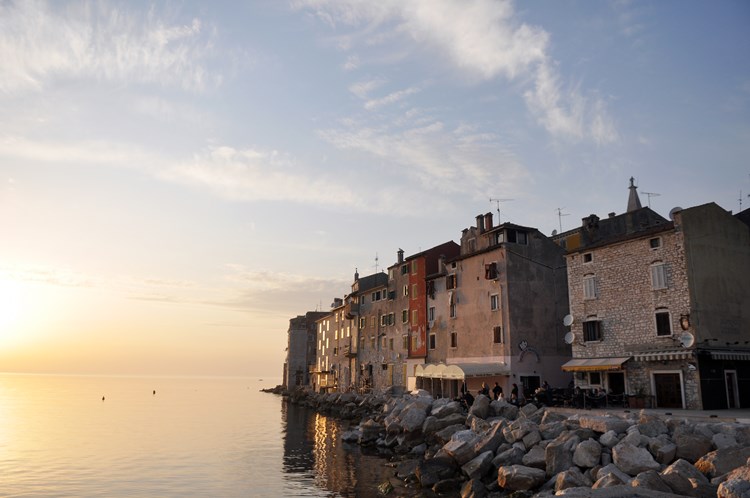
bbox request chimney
[608,212,616,218]
[354,268,359,281]
[438,255,445,273]
[397,248,404,264]
[476,214,485,233]
[484,212,493,230]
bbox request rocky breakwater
[292,389,750,498]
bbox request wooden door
[654,373,683,408]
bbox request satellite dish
[563,314,574,327]
[669,207,683,221]
[564,331,575,345]
[679,332,695,348]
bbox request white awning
[709,351,750,361]
[561,357,630,372]
[633,350,692,362]
[415,362,510,380]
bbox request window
[485,262,498,280]
[411,309,418,325]
[449,303,456,318]
[493,325,503,343]
[583,275,597,300]
[333,346,338,355]
[656,310,672,336]
[381,336,386,348]
[490,294,499,311]
[426,280,435,299]
[651,263,667,290]
[402,310,408,324]
[389,338,394,350]
[446,274,457,289]
[583,253,593,263]
[588,372,601,385]
[583,320,602,342]
[450,331,457,348]
[359,317,366,329]
[401,264,409,275]
[402,284,409,297]
[380,315,387,327]
[388,290,396,300]
[494,232,504,245]
[411,284,418,299]
[428,306,435,322]
[388,312,395,326]
[428,333,436,350]
[411,260,418,274]
[402,335,408,350]
[370,317,376,328]
[507,229,527,245]
[649,237,661,249]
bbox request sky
[1,0,748,376]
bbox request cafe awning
[561,357,630,372]
[415,362,510,380]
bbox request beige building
[560,179,750,409]
[284,311,327,390]
[417,212,571,398]
[312,299,355,393]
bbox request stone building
[559,179,750,409]
[283,311,327,390]
[417,212,571,398]
[350,271,391,392]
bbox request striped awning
[561,357,629,372]
[633,350,693,362]
[709,351,750,361]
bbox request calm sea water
[0,374,396,497]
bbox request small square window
[656,311,672,336]
[649,237,661,249]
[583,253,593,263]
[490,294,499,311]
[583,320,602,342]
[588,372,601,385]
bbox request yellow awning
[561,357,629,372]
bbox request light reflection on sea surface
[0,374,397,497]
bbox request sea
[0,373,401,497]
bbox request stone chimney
[484,212,493,230]
[397,248,404,264]
[627,177,642,212]
[476,214,485,233]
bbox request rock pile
[282,388,750,497]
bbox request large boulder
[443,430,480,466]
[631,470,673,493]
[399,404,429,433]
[712,433,739,450]
[638,413,669,438]
[578,415,631,434]
[492,445,525,467]
[415,456,458,488]
[545,432,580,478]
[695,446,750,479]
[717,460,750,498]
[613,442,660,476]
[555,467,592,492]
[473,421,506,455]
[599,430,620,448]
[468,394,491,419]
[490,400,518,420]
[573,438,602,468]
[660,458,710,496]
[497,465,546,491]
[675,433,713,463]
[596,463,633,485]
[461,450,495,480]
[459,478,488,498]
[423,413,468,437]
[431,400,462,419]
[431,423,468,446]
[522,445,547,469]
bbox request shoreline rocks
[268,386,750,497]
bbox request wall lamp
[679,314,691,331]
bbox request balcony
[345,302,360,319]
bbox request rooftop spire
[627,176,642,212]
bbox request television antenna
[555,207,570,233]
[642,191,661,208]
[373,253,380,273]
[489,198,514,223]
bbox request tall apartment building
[417,212,571,398]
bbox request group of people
[461,381,539,408]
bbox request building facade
[560,180,750,409]
[417,212,571,398]
[284,311,327,390]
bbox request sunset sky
[1,1,748,376]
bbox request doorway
[725,370,740,409]
[607,372,625,395]
[653,372,683,408]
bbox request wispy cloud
[0,264,94,288]
[0,0,219,93]
[364,86,420,110]
[295,0,617,144]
